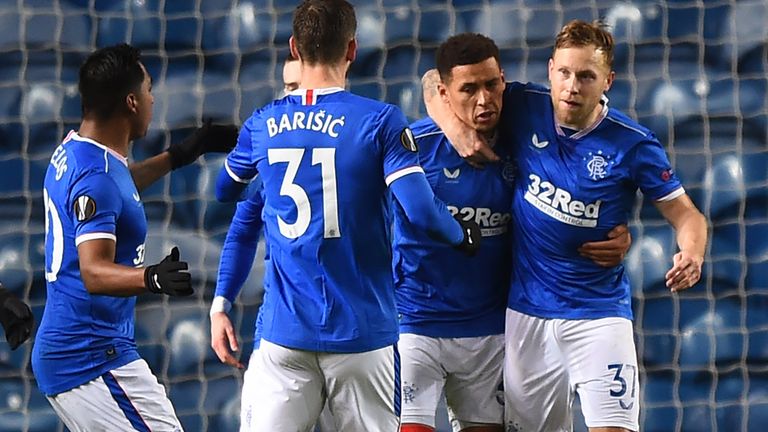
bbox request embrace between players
[3,0,707,431]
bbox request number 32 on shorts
[608,363,637,410]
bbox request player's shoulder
[409,116,440,138]
[604,107,655,142]
[60,135,113,175]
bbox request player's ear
[604,69,615,92]
[126,93,138,114]
[346,38,357,63]
[437,80,449,104]
[289,36,300,62]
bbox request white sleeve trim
[385,166,425,186]
[656,187,685,202]
[75,232,116,246]
[210,296,232,316]
[225,159,257,184]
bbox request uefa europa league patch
[74,195,96,221]
[400,128,418,152]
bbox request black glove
[0,286,34,350]
[144,247,193,296]
[167,119,239,169]
[453,216,482,256]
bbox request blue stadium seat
[746,238,768,300]
[354,7,384,49]
[169,379,203,412]
[642,406,678,432]
[26,122,64,158]
[643,370,675,406]
[679,298,743,367]
[384,8,415,45]
[0,378,60,432]
[385,81,423,121]
[704,154,744,222]
[204,377,240,419]
[419,10,456,45]
[97,15,163,51]
[349,47,385,79]
[0,340,29,373]
[0,11,21,50]
[461,3,525,48]
[738,45,767,76]
[384,46,417,80]
[164,0,196,15]
[746,296,768,365]
[165,18,200,52]
[625,225,675,294]
[202,76,239,125]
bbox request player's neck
[299,62,348,90]
[78,117,131,157]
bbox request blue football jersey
[32,131,146,396]
[224,88,422,353]
[393,117,512,338]
[500,82,684,320]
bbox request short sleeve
[376,104,423,186]
[629,138,684,201]
[68,171,123,246]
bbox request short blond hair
[554,20,614,68]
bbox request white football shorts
[398,333,504,431]
[504,308,640,432]
[46,359,182,432]
[240,339,400,432]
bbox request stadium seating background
[0,0,766,431]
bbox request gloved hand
[0,286,34,350]
[144,247,193,296]
[453,216,482,256]
[167,119,239,169]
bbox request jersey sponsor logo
[448,205,511,236]
[400,127,418,152]
[50,145,68,181]
[525,173,601,227]
[531,133,549,149]
[584,150,614,180]
[443,167,460,179]
[266,110,346,138]
[73,195,96,222]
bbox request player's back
[247,88,419,353]
[33,131,144,395]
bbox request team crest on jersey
[73,195,96,221]
[400,128,418,152]
[584,150,614,181]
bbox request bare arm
[655,193,708,292]
[78,239,147,296]
[422,68,499,167]
[130,151,173,192]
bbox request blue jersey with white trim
[393,117,512,338]
[225,88,421,353]
[500,82,683,320]
[33,131,146,396]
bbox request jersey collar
[70,131,129,167]
[288,87,345,105]
[554,94,610,140]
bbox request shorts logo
[583,150,614,181]
[73,195,96,222]
[402,381,418,404]
[400,128,418,152]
